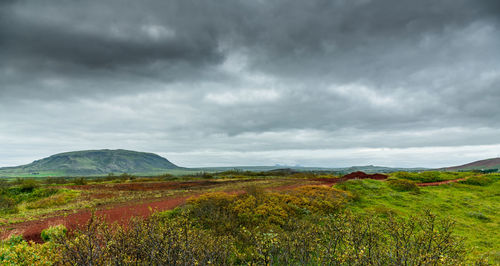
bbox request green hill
[0,149,179,177]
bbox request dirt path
[417,178,466,186]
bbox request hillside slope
[0,149,179,176]
[444,157,500,171]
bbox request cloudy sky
[1,0,499,168]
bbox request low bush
[55,215,232,265]
[26,190,77,209]
[19,179,40,193]
[460,175,495,186]
[467,211,491,221]
[72,177,87,185]
[43,177,68,185]
[393,171,448,183]
[41,225,67,242]
[0,195,18,214]
[0,237,62,265]
[47,209,467,265]
[388,179,420,192]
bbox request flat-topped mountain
[0,149,179,176]
[444,157,500,172]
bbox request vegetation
[387,178,420,192]
[391,171,470,183]
[40,225,67,242]
[0,170,498,264]
[1,186,469,265]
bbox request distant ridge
[443,158,500,171]
[0,149,179,176]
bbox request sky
[1,0,499,168]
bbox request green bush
[5,235,24,246]
[50,210,467,265]
[19,179,40,193]
[461,175,495,186]
[44,177,68,185]
[0,195,18,214]
[41,225,67,242]
[388,179,420,192]
[467,211,491,221]
[72,177,87,185]
[393,171,450,183]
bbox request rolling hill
[443,157,500,172]
[0,149,179,177]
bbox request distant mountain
[0,149,179,176]
[443,158,500,172]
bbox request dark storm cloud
[1,0,500,167]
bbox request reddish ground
[313,171,388,184]
[1,195,192,243]
[417,178,466,186]
[64,180,230,191]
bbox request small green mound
[0,195,18,214]
[460,175,495,186]
[387,179,420,192]
[467,212,491,221]
[41,225,67,242]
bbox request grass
[335,175,500,262]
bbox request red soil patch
[65,180,220,191]
[417,178,466,186]
[1,196,192,243]
[313,171,388,184]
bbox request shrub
[44,177,67,185]
[0,195,18,214]
[19,179,40,193]
[388,179,420,192]
[49,210,467,265]
[467,212,491,221]
[393,171,446,183]
[0,180,9,192]
[393,171,416,179]
[460,175,495,186]
[5,235,24,246]
[72,177,87,185]
[55,215,233,265]
[419,171,444,182]
[0,237,62,265]
[26,191,77,209]
[41,225,67,242]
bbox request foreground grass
[336,175,500,262]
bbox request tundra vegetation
[0,171,498,265]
